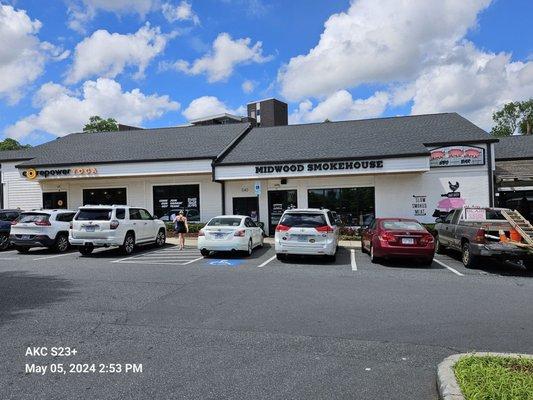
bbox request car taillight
[315,225,334,232]
[419,234,434,246]
[474,229,485,243]
[276,224,290,232]
[11,221,18,226]
[110,220,119,230]
[234,229,246,237]
[35,220,51,226]
[198,229,205,236]
[379,231,397,242]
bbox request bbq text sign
[429,146,485,168]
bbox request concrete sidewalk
[167,236,361,248]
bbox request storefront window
[83,188,126,206]
[308,187,375,226]
[153,185,200,222]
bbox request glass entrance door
[268,190,297,235]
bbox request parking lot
[4,238,530,278]
[1,241,532,400]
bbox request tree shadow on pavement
[0,271,73,325]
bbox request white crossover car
[198,215,264,257]
[70,205,166,255]
[10,209,77,253]
[275,208,339,261]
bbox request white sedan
[198,215,264,257]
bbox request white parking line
[350,249,357,271]
[0,257,18,260]
[33,253,76,261]
[257,255,276,268]
[433,257,464,276]
[181,257,204,265]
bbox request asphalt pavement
[0,242,531,400]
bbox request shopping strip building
[0,98,513,234]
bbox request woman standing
[173,211,189,250]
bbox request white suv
[70,205,166,255]
[10,210,77,253]
[275,208,339,261]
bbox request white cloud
[394,42,533,129]
[276,0,533,130]
[0,4,69,104]
[66,23,171,84]
[67,0,157,33]
[241,79,255,93]
[166,33,272,82]
[289,90,389,124]
[182,95,245,120]
[162,1,199,24]
[278,0,491,101]
[4,78,180,139]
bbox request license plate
[293,235,309,242]
[213,233,224,239]
[402,238,414,245]
[84,226,96,232]
[21,235,31,240]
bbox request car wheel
[15,246,30,254]
[121,233,135,255]
[54,234,69,253]
[370,245,380,264]
[155,229,166,247]
[200,249,210,257]
[79,245,94,256]
[276,253,286,261]
[461,242,477,269]
[435,237,446,254]
[246,239,253,257]
[0,233,10,251]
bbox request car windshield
[207,217,242,227]
[381,220,424,231]
[76,209,112,221]
[0,213,13,221]
[280,213,327,228]
[18,213,50,223]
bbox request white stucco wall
[225,164,490,232]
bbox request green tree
[491,99,533,136]
[0,138,32,151]
[83,116,119,133]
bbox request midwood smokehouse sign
[254,160,384,175]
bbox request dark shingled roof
[218,113,494,165]
[494,135,533,160]
[9,123,250,167]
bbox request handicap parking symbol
[207,259,244,267]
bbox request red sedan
[361,218,435,265]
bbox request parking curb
[437,352,533,400]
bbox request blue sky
[0,0,532,146]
